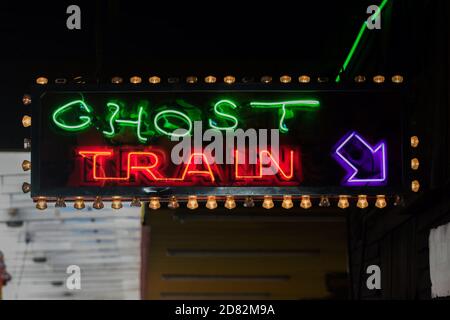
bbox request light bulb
[411,158,419,170]
[187,196,198,210]
[36,77,48,85]
[206,196,218,210]
[167,196,179,209]
[35,197,47,210]
[149,76,161,84]
[375,195,387,209]
[204,75,216,83]
[357,195,368,209]
[373,75,385,83]
[411,180,420,192]
[74,197,85,210]
[354,75,366,83]
[318,196,330,207]
[224,75,236,84]
[130,76,142,84]
[298,75,310,83]
[224,195,236,209]
[243,196,255,208]
[93,196,104,210]
[280,75,292,83]
[410,136,419,148]
[300,195,312,209]
[22,160,31,171]
[262,195,274,209]
[22,182,31,193]
[55,197,66,208]
[22,94,32,105]
[111,76,123,84]
[186,76,198,84]
[148,197,161,210]
[338,195,349,209]
[130,197,141,207]
[282,195,293,209]
[260,76,272,83]
[111,196,122,210]
[22,115,31,127]
[391,75,404,83]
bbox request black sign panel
[31,85,406,199]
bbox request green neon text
[51,98,320,140]
[52,100,93,131]
[208,99,239,131]
[250,100,320,133]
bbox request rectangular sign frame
[30,83,409,200]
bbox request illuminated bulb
[298,75,310,83]
[167,196,179,209]
[260,76,272,84]
[224,75,236,84]
[21,160,31,171]
[410,136,419,148]
[55,197,66,208]
[21,182,31,193]
[130,197,141,207]
[318,196,331,207]
[186,76,198,84]
[204,75,216,83]
[206,196,218,210]
[411,180,420,192]
[391,75,404,83]
[357,195,368,209]
[187,196,198,210]
[130,76,142,84]
[74,197,85,210]
[375,195,387,209]
[262,195,274,209]
[149,76,161,84]
[35,197,47,210]
[224,195,236,209]
[111,76,123,84]
[300,195,312,209]
[282,195,294,209]
[338,195,349,209]
[373,75,385,83]
[93,196,104,210]
[354,75,366,83]
[111,196,123,210]
[243,196,255,208]
[36,77,48,85]
[148,197,161,210]
[22,94,32,105]
[411,158,419,170]
[280,75,292,83]
[22,115,31,127]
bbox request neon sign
[333,131,387,186]
[74,146,299,187]
[31,87,405,198]
[50,98,320,141]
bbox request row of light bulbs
[30,194,401,211]
[33,74,404,86]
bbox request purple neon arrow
[333,131,387,186]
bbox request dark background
[0,0,425,148]
[1,0,449,299]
